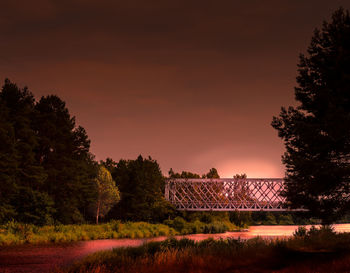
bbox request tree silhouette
[0,80,52,224]
[272,8,350,224]
[0,79,98,224]
[34,95,97,224]
[109,155,172,222]
[204,168,220,179]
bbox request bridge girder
[165,178,298,211]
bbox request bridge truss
[165,178,292,211]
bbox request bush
[164,217,236,234]
[172,217,186,232]
[264,213,277,225]
[278,214,294,225]
[293,226,307,237]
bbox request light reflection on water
[1,224,350,273]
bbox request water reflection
[1,224,350,273]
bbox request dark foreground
[59,226,350,273]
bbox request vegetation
[0,218,239,246]
[0,80,319,239]
[0,80,98,225]
[168,167,220,179]
[164,216,237,234]
[2,9,350,232]
[92,166,120,224]
[4,71,348,228]
[0,79,172,225]
[272,8,350,223]
[60,226,350,273]
[103,156,174,222]
[0,221,176,245]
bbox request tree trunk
[96,201,100,225]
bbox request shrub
[278,214,294,225]
[293,226,307,237]
[172,217,186,232]
[264,213,277,225]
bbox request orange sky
[1,0,349,178]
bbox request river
[1,224,350,273]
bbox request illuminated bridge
[165,178,295,211]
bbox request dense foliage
[272,8,350,223]
[0,79,244,226]
[103,156,174,222]
[0,79,97,224]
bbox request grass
[164,217,238,234]
[0,221,176,245]
[0,219,238,246]
[59,225,350,273]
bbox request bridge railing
[165,178,293,211]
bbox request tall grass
[0,218,238,246]
[61,226,350,273]
[0,220,176,245]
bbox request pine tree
[272,8,350,224]
[0,79,52,224]
[34,95,97,224]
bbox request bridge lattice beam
[165,178,297,211]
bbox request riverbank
[0,220,238,246]
[61,226,350,273]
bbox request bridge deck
[165,178,296,211]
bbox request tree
[15,188,55,225]
[93,166,120,224]
[33,95,97,223]
[204,168,220,178]
[0,79,98,224]
[100,157,117,174]
[0,94,17,221]
[168,168,221,179]
[272,8,350,224]
[229,211,252,227]
[0,79,52,224]
[109,155,173,222]
[233,173,247,179]
[168,168,201,178]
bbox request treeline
[0,79,226,226]
[2,79,345,227]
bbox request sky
[1,0,349,178]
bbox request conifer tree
[272,8,350,223]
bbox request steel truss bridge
[165,178,295,211]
